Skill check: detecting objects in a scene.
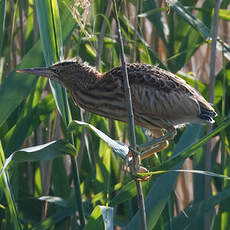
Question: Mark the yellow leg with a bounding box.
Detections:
[138,128,176,152]
[138,128,175,160]
[129,128,176,181]
[140,140,169,160]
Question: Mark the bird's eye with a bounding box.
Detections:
[53,68,60,75]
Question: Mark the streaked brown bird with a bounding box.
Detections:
[17,59,217,159]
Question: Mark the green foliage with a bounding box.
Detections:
[0,0,229,229]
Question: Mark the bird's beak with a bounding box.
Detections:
[17,67,54,78]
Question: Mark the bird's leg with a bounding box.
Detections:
[140,140,169,160]
[138,128,177,160]
[127,129,175,181]
[127,129,176,181]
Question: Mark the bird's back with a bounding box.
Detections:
[71,63,216,132]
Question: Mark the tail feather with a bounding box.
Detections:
[198,107,217,123]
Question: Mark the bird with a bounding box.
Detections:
[17,59,217,160]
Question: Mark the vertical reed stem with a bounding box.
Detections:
[112,1,147,229]
[205,1,221,229]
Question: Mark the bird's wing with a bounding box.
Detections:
[126,66,201,128]
[126,64,186,88]
[102,64,213,130]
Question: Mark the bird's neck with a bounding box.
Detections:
[62,62,101,90]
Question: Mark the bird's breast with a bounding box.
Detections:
[70,81,129,122]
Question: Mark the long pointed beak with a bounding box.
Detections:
[17,67,53,78]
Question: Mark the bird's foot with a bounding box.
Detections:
[134,166,151,181]
[128,147,152,181]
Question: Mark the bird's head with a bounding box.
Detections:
[17,59,99,88]
[17,60,77,82]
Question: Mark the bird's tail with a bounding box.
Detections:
[198,107,217,124]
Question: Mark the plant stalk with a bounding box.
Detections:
[95,0,112,69]
[205,0,221,229]
[131,0,139,63]
[112,0,147,229]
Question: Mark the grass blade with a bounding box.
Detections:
[0,142,22,230]
[35,0,70,125]
[69,120,129,160]
[0,0,6,54]
[35,1,85,228]
[170,1,230,60]
[0,3,75,128]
